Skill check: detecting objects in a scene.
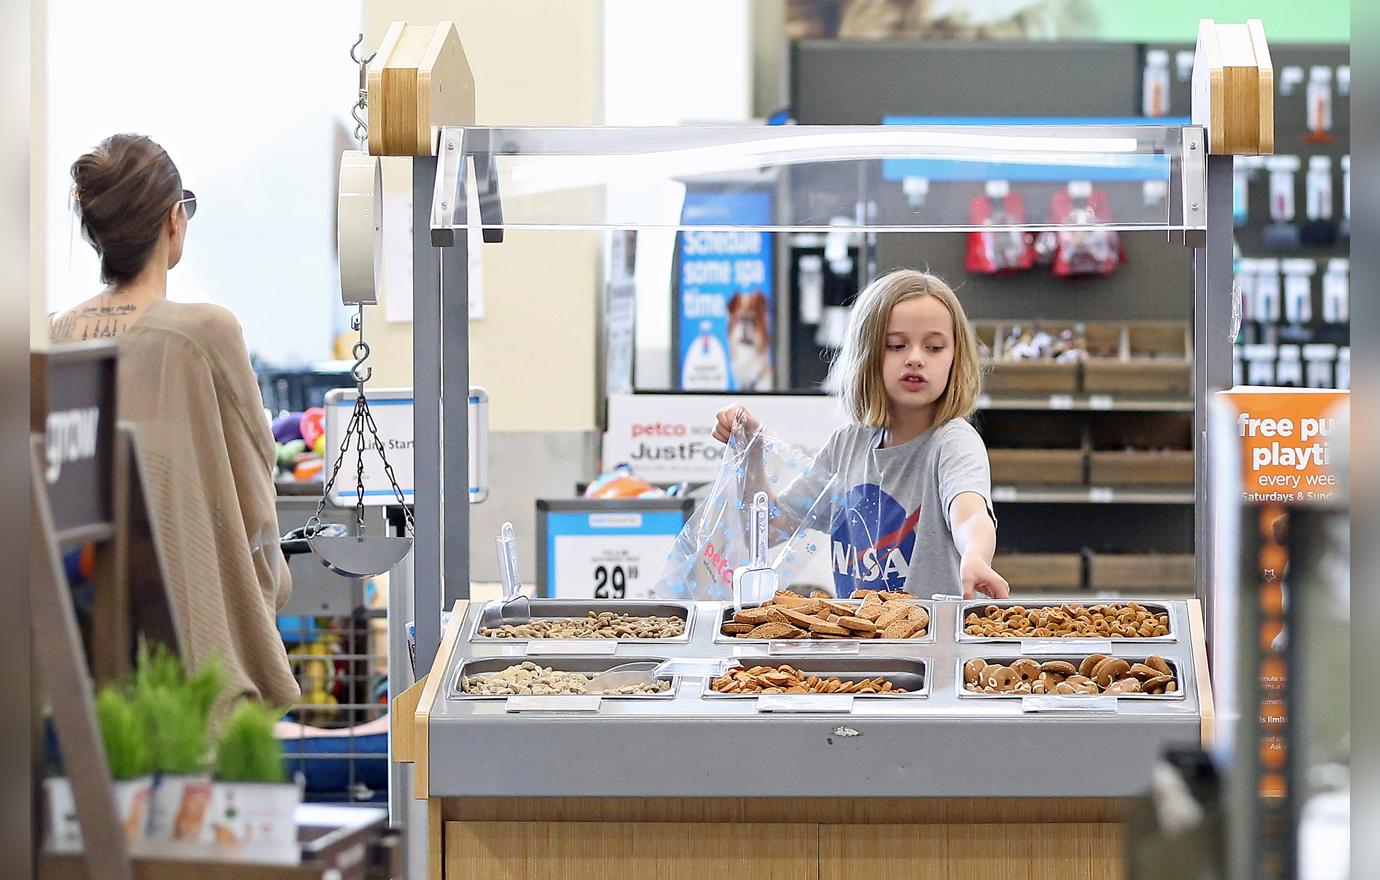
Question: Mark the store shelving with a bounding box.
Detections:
[991,485,1194,505]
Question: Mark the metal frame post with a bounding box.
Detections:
[411,156,443,675]
[411,144,474,676]
[1194,153,1236,640]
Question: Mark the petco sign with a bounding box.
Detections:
[603,393,845,484]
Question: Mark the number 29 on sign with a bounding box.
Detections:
[594,564,636,598]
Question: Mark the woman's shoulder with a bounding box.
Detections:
[141,299,242,336]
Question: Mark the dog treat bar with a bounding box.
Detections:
[722,589,929,640]
[963,602,1170,639]
[711,664,908,695]
[460,661,671,696]
[479,610,685,640]
[963,655,1178,696]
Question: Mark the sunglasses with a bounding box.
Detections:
[175,189,197,220]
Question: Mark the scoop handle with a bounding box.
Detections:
[496,521,521,599]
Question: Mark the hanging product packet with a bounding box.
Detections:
[652,420,891,601]
[1049,188,1123,277]
[965,190,1035,275]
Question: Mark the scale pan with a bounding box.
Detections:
[308,535,413,578]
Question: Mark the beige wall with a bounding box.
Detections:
[362,1,605,432]
[28,0,46,350]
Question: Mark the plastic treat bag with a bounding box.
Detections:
[1049,188,1123,277]
[651,420,889,601]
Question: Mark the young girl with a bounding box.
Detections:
[712,269,1008,600]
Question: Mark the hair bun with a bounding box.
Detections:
[70,134,182,285]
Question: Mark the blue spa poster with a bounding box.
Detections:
[675,189,775,391]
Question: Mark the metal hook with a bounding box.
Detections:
[349,34,377,148]
[350,303,372,383]
[352,341,373,384]
[349,34,376,67]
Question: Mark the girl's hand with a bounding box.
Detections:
[712,404,760,444]
[960,553,1010,600]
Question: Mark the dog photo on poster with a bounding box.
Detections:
[675,189,775,391]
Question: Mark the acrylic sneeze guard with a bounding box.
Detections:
[429,123,1206,237]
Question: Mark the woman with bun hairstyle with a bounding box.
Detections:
[52,134,299,708]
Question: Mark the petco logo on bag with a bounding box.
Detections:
[830,484,920,596]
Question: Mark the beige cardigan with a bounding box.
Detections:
[114,299,300,707]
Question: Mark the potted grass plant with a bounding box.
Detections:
[45,686,154,848]
[204,700,300,853]
[135,643,224,841]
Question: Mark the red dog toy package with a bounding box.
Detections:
[1047,187,1124,277]
[965,189,1035,275]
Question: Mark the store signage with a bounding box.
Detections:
[1218,387,1348,505]
[324,388,416,505]
[536,499,694,599]
[674,189,775,391]
[323,387,487,506]
[34,344,117,538]
[603,393,844,484]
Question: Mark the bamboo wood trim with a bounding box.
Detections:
[414,600,467,799]
[366,21,473,157]
[390,675,428,764]
[428,799,443,880]
[442,795,1127,825]
[1193,19,1274,156]
[1188,598,1215,748]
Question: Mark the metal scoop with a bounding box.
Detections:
[586,658,741,692]
[494,522,530,625]
[732,491,778,612]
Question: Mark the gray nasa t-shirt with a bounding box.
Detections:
[778,419,994,598]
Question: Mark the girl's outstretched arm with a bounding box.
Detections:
[951,492,1009,599]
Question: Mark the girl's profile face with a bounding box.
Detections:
[880,295,955,422]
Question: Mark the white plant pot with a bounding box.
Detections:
[146,773,214,841]
[44,776,153,848]
[203,781,301,854]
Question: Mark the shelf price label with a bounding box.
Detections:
[1021,695,1118,715]
[992,486,1018,502]
[1089,395,1114,410]
[504,695,603,713]
[527,640,619,656]
[1088,487,1115,503]
[769,640,860,655]
[1021,639,1113,655]
[756,694,855,713]
[1048,394,1075,410]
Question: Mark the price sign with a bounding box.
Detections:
[537,499,694,598]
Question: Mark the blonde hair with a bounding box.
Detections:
[830,269,981,429]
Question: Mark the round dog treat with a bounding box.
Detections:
[1104,678,1143,695]
[1040,660,1078,677]
[1011,658,1042,682]
[1142,673,1176,693]
[983,665,1020,691]
[1093,658,1131,688]
[1145,655,1173,676]
[1128,662,1162,681]
[963,658,988,686]
[1054,682,1077,695]
[1079,654,1109,678]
